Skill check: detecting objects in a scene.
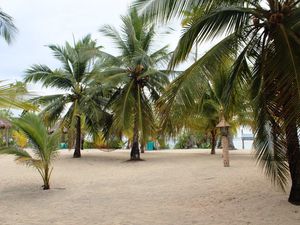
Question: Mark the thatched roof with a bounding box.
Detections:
[216,117,230,128]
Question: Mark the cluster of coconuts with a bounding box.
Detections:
[127,64,149,86]
[252,0,294,28]
[134,64,145,74]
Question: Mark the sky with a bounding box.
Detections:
[0,0,185,94]
[0,0,224,96]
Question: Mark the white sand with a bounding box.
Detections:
[0,149,299,225]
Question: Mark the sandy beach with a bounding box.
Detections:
[0,149,299,225]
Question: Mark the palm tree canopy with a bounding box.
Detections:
[159,55,251,138]
[0,113,60,189]
[0,113,60,166]
[0,8,17,43]
[24,35,110,136]
[136,0,300,190]
[99,8,171,141]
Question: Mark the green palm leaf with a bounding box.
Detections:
[0,8,17,43]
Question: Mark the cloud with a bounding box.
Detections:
[0,0,133,81]
[0,0,185,95]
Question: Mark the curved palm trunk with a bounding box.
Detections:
[73,116,81,158]
[43,165,50,190]
[285,120,300,205]
[210,129,216,155]
[126,139,131,149]
[130,113,140,160]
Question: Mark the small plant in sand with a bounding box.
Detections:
[0,113,60,190]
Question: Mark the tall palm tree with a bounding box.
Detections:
[135,0,300,204]
[24,35,110,158]
[0,8,17,43]
[0,113,60,190]
[99,9,170,160]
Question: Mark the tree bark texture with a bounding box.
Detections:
[130,113,140,160]
[286,121,300,205]
[73,116,81,158]
[210,129,216,155]
[222,135,230,167]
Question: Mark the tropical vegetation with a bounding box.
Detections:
[24,35,110,158]
[0,1,299,206]
[0,113,60,190]
[159,54,252,154]
[0,81,33,111]
[135,0,300,205]
[0,7,17,44]
[99,8,171,160]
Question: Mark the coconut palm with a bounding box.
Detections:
[0,8,17,43]
[99,8,170,160]
[24,35,110,158]
[159,56,251,154]
[0,113,60,189]
[135,0,300,204]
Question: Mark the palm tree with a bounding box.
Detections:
[0,113,60,190]
[159,55,251,154]
[0,8,17,43]
[99,8,171,160]
[24,35,110,158]
[135,0,300,205]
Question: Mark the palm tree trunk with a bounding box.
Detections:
[285,120,300,205]
[228,131,236,150]
[130,113,140,160]
[81,133,84,150]
[210,129,216,155]
[217,136,222,148]
[141,140,145,153]
[43,166,50,190]
[73,116,81,158]
[5,128,9,147]
[126,139,131,149]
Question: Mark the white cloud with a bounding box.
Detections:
[0,0,133,81]
[0,0,193,93]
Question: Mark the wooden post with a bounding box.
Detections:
[241,128,244,149]
[222,135,230,167]
[216,116,230,167]
[5,128,9,147]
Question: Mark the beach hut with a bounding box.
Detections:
[0,119,12,146]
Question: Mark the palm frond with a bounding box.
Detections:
[0,81,35,110]
[13,113,48,158]
[253,92,290,191]
[0,8,17,43]
[170,6,251,67]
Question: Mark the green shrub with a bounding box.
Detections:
[174,132,211,149]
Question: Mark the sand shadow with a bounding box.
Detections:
[0,183,67,203]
